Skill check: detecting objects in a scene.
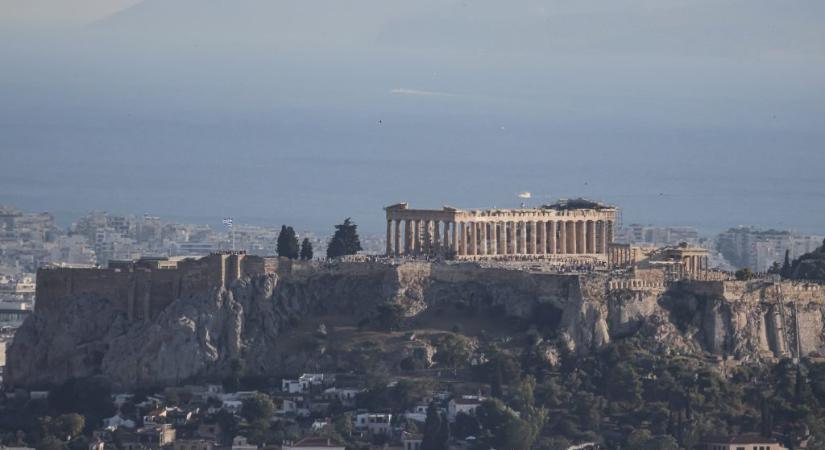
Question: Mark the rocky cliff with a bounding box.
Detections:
[7,261,825,389]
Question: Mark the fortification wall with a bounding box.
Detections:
[35,253,276,322]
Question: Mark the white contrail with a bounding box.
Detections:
[390,88,456,97]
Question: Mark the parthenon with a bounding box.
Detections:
[384,199,618,259]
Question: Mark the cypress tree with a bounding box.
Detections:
[277,225,300,259]
[326,218,362,258]
[421,403,446,450]
[300,238,313,260]
[781,249,792,278]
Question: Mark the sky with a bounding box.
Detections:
[0,0,824,234]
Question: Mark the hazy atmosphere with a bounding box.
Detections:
[2,0,824,233]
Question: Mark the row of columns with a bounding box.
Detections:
[386,219,614,257]
[684,255,709,276]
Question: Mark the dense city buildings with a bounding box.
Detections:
[717,226,824,272]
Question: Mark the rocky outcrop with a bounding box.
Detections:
[8,261,825,389]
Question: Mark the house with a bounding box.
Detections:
[448,396,484,422]
[699,435,789,450]
[29,391,48,400]
[282,437,345,450]
[402,405,430,423]
[402,432,423,450]
[321,387,362,406]
[103,414,136,430]
[222,400,243,415]
[173,439,215,450]
[311,419,331,432]
[355,413,392,435]
[167,408,196,426]
[282,379,306,394]
[275,398,298,415]
[122,424,176,450]
[137,396,165,411]
[231,436,258,450]
[300,373,326,386]
[282,374,327,394]
[143,408,168,426]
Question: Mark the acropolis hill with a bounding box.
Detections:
[6,201,825,389]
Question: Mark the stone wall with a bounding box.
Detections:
[35,253,278,322]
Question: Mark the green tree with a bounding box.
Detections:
[52,414,85,440]
[277,225,300,259]
[326,218,362,258]
[434,335,472,369]
[781,249,792,278]
[421,403,447,450]
[374,302,405,331]
[223,358,246,392]
[476,398,542,450]
[606,362,642,406]
[452,412,480,439]
[735,267,756,281]
[333,412,354,438]
[241,393,275,423]
[300,238,313,260]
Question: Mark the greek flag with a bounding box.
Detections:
[222,217,233,228]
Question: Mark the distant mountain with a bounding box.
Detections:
[81,0,825,57]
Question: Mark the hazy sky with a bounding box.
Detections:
[0,0,139,25]
[1,1,823,234]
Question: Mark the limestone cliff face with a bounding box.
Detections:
[7,262,825,389]
[659,280,825,360]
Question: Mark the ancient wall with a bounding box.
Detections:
[35,253,277,322]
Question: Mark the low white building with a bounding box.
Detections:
[355,413,392,435]
[231,436,258,450]
[222,400,243,415]
[103,414,136,430]
[322,387,362,406]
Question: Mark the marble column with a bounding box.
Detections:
[519,221,527,254]
[538,220,547,255]
[458,222,466,256]
[467,222,478,256]
[490,222,496,255]
[558,220,566,254]
[507,222,513,254]
[393,220,401,256]
[607,220,614,244]
[404,220,412,254]
[414,220,422,255]
[433,220,441,254]
[502,222,509,254]
[576,221,585,254]
[450,222,458,253]
[587,221,596,254]
[567,221,576,254]
[479,222,487,255]
[422,220,431,255]
[386,220,392,255]
[527,221,536,254]
[599,221,608,254]
[443,221,450,251]
[549,221,557,254]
